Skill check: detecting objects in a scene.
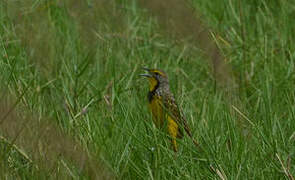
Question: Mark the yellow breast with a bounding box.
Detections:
[148,95,164,128]
[148,94,182,140]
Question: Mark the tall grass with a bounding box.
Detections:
[0,0,294,179]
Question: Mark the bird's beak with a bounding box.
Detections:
[139,67,152,78]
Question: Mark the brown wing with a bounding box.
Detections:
[162,93,199,147]
[163,94,184,138]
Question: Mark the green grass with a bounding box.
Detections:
[1,0,295,179]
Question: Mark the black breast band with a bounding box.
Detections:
[147,81,159,102]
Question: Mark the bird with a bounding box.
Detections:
[140,67,198,152]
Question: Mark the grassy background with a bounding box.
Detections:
[1,0,295,179]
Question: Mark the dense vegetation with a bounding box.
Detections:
[1,0,294,179]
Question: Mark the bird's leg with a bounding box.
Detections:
[171,138,178,152]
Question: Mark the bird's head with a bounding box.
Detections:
[140,68,169,91]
